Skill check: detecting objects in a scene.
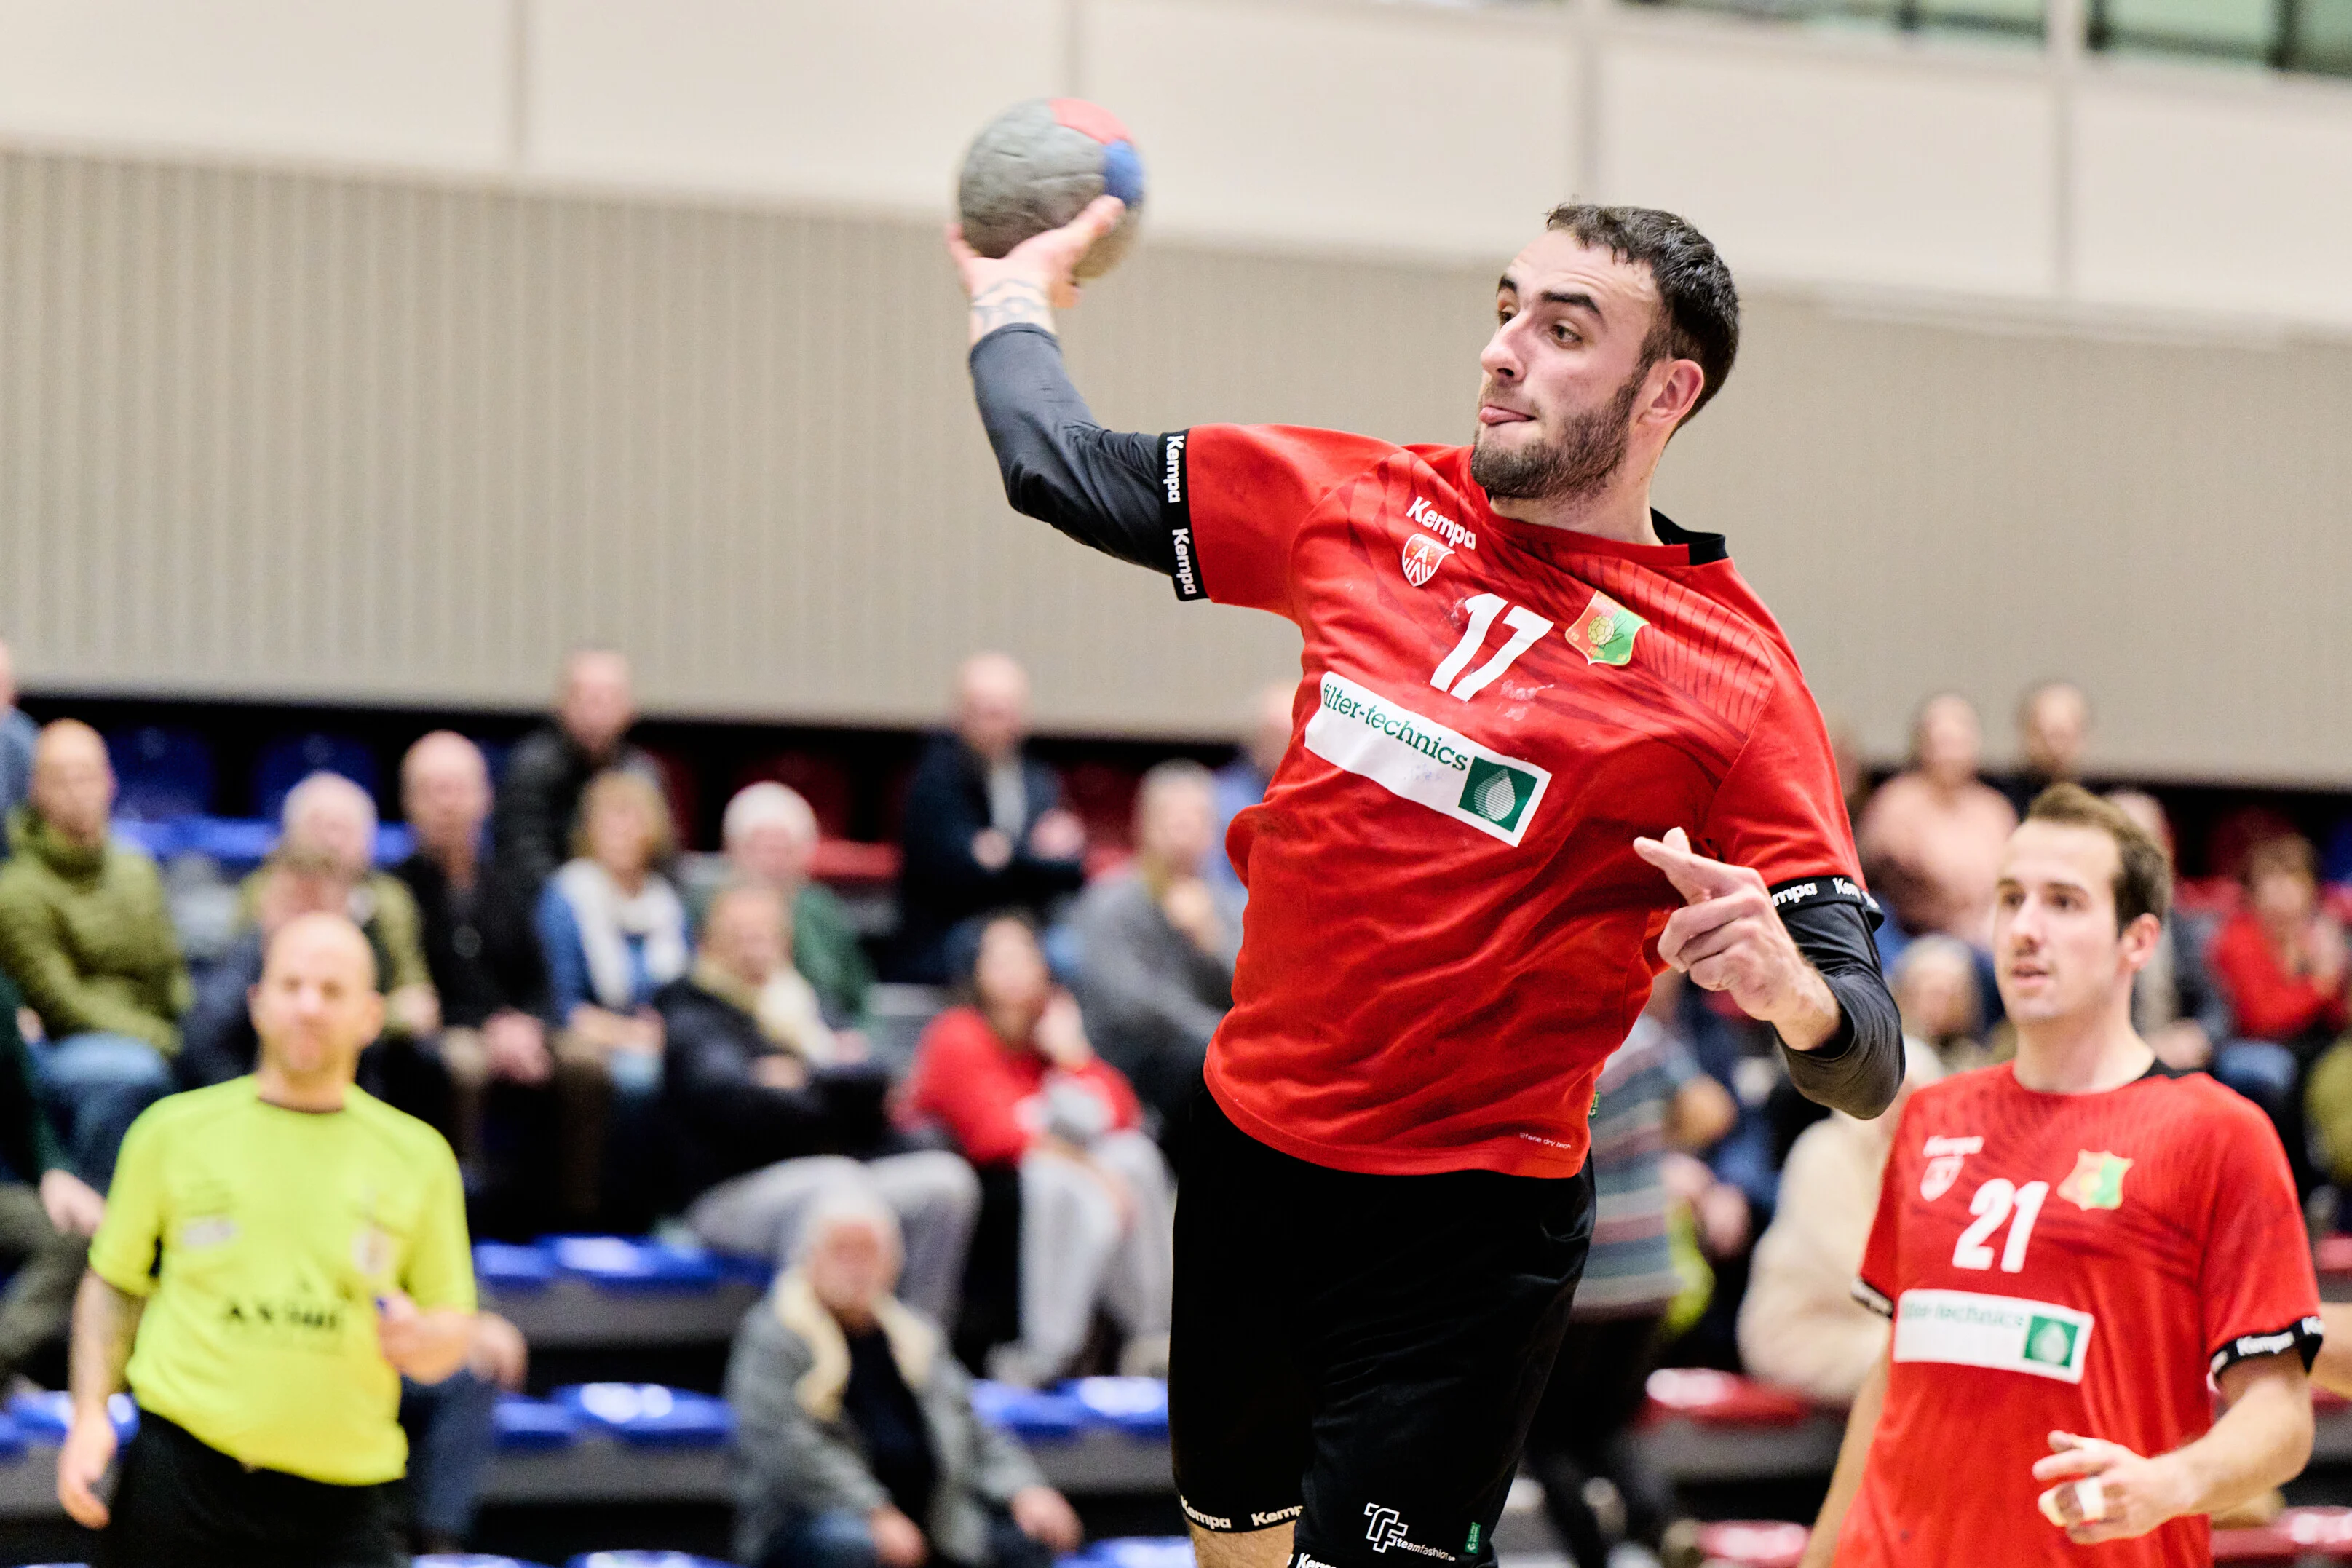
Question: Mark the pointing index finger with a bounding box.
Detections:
[1634,828,1747,906]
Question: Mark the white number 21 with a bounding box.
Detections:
[1952,1179,2048,1273]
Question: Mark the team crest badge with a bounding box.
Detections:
[1401,533,1452,587]
[1565,590,1646,666]
[2057,1149,2134,1211]
[1919,1134,1981,1200]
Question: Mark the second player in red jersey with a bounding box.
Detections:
[1808,787,2319,1567]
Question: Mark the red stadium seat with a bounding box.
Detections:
[2316,1234,2352,1276]
[2216,1508,2352,1564]
[1643,1368,1818,1427]
[808,839,900,885]
[1693,1521,1809,1568]
[1060,760,1141,851]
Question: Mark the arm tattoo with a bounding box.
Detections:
[68,1271,142,1409]
[970,280,1053,338]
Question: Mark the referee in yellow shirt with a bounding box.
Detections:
[57,911,478,1567]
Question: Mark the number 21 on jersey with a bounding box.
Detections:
[1952,1179,2048,1273]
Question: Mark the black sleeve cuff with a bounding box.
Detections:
[2210,1315,2324,1377]
[1853,1278,1894,1319]
[1159,432,1205,602]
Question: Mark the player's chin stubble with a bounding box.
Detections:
[1470,370,1642,506]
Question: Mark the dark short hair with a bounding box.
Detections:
[2024,783,2172,930]
[1545,204,1740,421]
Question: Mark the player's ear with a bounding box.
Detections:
[2116,910,2163,973]
[1644,357,1706,435]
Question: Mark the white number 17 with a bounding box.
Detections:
[1431,593,1553,702]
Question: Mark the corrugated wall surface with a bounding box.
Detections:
[4,147,2351,777]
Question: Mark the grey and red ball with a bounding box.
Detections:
[957,98,1145,280]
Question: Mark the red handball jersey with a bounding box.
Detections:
[1842,1064,2322,1568]
[1164,424,1862,1178]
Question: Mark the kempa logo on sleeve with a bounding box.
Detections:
[1893,1288,2093,1383]
[1304,672,1550,846]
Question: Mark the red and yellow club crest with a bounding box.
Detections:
[2056,1149,2133,1211]
[1401,533,1453,588]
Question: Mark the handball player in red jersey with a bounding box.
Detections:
[948,197,1903,1568]
[1805,785,2319,1568]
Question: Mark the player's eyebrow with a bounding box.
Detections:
[1537,289,1604,321]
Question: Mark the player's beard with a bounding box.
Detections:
[1470,367,1642,506]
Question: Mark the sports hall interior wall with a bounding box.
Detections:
[2,144,2348,783]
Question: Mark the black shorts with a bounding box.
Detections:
[1170,1089,1594,1568]
[97,1409,404,1568]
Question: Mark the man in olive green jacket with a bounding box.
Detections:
[0,721,189,1182]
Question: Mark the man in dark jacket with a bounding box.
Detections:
[661,884,977,1322]
[491,648,661,902]
[892,654,1086,984]
[395,732,554,1166]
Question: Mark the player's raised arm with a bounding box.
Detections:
[947,199,1179,578]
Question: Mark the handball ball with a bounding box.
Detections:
[957,98,1145,281]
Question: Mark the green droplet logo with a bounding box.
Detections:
[1478,772,1517,821]
[1459,757,1538,832]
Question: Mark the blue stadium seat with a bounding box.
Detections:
[110,818,188,860]
[970,1381,1088,1444]
[474,1240,558,1292]
[0,1412,27,1460]
[713,1251,776,1286]
[565,1555,741,1568]
[492,1395,581,1452]
[9,1391,137,1444]
[1066,1377,1169,1438]
[419,1558,556,1568]
[548,1235,723,1291]
[253,732,380,824]
[557,1384,734,1448]
[181,816,279,870]
[107,726,215,822]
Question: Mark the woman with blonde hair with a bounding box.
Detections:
[534,767,688,1218]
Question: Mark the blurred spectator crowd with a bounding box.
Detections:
[0,633,2348,1567]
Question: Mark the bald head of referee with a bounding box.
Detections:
[247,911,384,1104]
[59,910,478,1568]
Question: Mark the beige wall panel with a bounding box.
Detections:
[1601,36,2055,297]
[526,0,1063,210]
[1082,0,1576,260]
[0,0,510,169]
[3,149,2350,780]
[2073,72,2352,326]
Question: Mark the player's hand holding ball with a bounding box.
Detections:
[947,98,1144,336]
[2032,1430,2195,1544]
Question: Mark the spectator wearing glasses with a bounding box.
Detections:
[726,1189,1082,1568]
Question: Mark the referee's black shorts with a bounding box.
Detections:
[96,1409,404,1568]
[1170,1088,1593,1568]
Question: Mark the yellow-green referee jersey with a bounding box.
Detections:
[87,1078,475,1486]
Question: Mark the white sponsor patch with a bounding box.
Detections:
[1304,673,1551,847]
[1893,1289,2093,1383]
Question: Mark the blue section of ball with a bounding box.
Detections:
[1100,140,1146,206]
